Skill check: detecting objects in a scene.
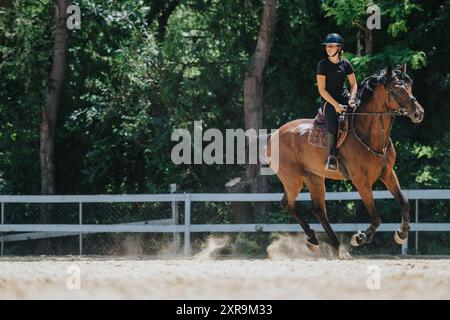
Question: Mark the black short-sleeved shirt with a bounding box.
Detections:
[316,58,354,104]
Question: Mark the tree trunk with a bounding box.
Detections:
[356,30,362,57]
[157,0,179,41]
[39,0,69,253]
[0,0,12,8]
[243,0,277,221]
[41,0,69,197]
[0,0,12,53]
[225,178,253,223]
[365,28,373,55]
[146,0,180,41]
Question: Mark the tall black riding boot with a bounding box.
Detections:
[325,132,338,171]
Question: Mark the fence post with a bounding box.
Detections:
[79,202,83,256]
[402,200,409,256]
[184,193,191,256]
[401,200,410,255]
[171,184,180,255]
[1,202,4,256]
[415,199,419,255]
[401,238,408,255]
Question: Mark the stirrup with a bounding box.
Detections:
[325,156,338,171]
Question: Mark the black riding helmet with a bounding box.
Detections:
[322,33,344,57]
[322,33,344,46]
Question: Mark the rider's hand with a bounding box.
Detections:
[335,104,345,113]
[349,97,356,108]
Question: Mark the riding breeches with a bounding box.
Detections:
[323,102,339,135]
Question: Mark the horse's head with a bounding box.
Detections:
[384,64,424,123]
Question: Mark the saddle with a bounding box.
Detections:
[308,106,349,150]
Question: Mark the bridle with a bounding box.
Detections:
[386,76,417,116]
[345,74,417,159]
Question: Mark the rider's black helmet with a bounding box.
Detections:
[322,33,344,47]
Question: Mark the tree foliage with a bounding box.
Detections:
[0,0,448,199]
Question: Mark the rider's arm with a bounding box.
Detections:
[316,75,344,112]
[347,72,358,101]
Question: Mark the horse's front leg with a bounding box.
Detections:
[380,169,410,244]
[351,181,381,247]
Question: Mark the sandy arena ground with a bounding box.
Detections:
[0,234,448,299]
[0,255,449,299]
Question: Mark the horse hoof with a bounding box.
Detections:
[394,228,407,245]
[350,231,367,247]
[350,234,359,247]
[306,239,319,252]
[338,246,353,260]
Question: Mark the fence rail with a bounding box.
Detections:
[0,189,449,256]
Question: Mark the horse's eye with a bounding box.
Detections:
[395,82,407,89]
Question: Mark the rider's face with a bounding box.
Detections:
[325,44,340,57]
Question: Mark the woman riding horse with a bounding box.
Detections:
[316,33,358,171]
[267,59,424,258]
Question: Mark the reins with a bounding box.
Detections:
[342,75,413,159]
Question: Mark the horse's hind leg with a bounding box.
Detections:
[380,169,410,245]
[280,172,319,250]
[303,172,341,252]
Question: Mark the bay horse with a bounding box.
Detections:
[266,64,424,259]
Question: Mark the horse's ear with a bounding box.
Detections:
[401,63,407,73]
[386,65,392,79]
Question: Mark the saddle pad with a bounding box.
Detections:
[308,108,327,149]
[308,124,327,149]
[307,107,348,149]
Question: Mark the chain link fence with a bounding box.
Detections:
[1,201,178,256]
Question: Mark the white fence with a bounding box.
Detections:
[0,189,449,256]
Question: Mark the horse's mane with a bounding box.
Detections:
[356,69,389,104]
[356,67,412,105]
